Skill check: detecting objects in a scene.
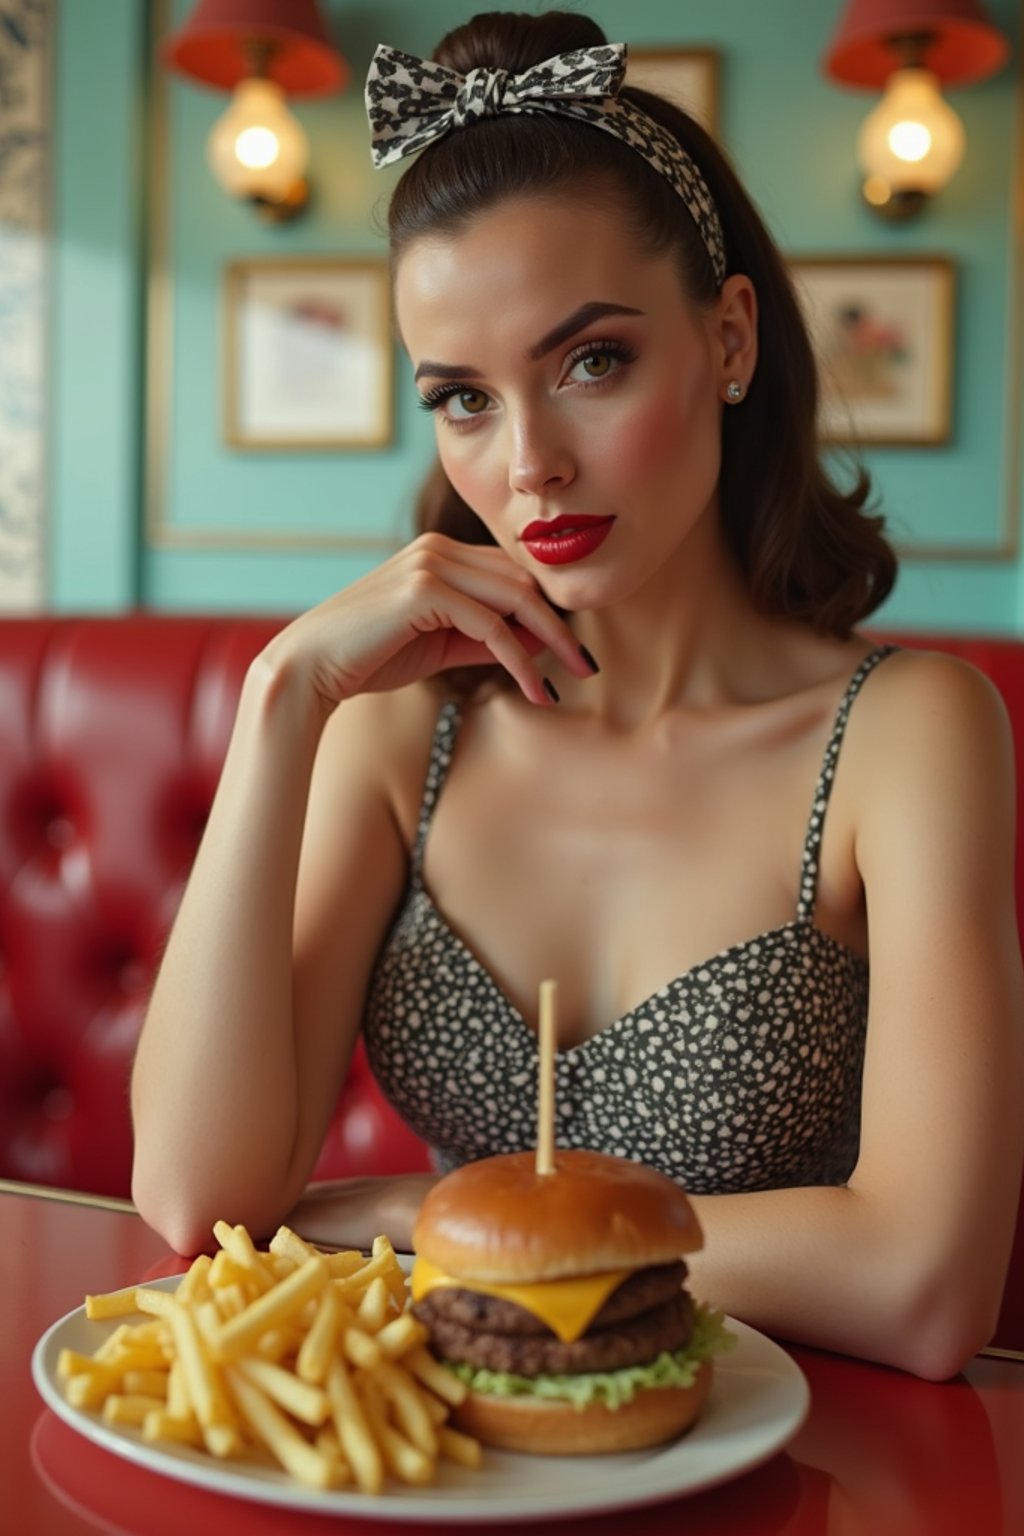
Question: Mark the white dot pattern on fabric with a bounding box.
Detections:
[363,647,897,1191]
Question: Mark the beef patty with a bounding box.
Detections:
[413,1264,693,1376]
[414,1260,687,1336]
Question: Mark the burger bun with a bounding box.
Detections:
[451,1361,713,1456]
[414,1148,703,1284]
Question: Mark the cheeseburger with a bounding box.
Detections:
[410,1148,732,1455]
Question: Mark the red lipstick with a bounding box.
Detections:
[520,515,615,566]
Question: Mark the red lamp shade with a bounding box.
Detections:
[823,0,1010,88]
[163,0,347,96]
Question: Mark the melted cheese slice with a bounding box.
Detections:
[411,1257,631,1343]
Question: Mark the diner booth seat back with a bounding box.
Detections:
[0,618,1021,1352]
[0,617,432,1201]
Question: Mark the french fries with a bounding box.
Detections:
[58,1223,479,1494]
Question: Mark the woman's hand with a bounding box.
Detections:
[262,533,594,713]
[286,1173,441,1253]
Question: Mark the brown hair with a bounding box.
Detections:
[387,11,897,699]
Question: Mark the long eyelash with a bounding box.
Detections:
[417,383,470,413]
[566,338,638,369]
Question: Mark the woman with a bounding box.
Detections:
[131,12,1023,1380]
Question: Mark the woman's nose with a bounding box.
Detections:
[507,413,576,495]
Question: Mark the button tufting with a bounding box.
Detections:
[118,959,148,995]
[44,817,75,850]
[42,1086,73,1122]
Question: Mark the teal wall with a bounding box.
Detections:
[49,0,1024,631]
[51,0,146,609]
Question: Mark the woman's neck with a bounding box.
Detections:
[563,513,781,727]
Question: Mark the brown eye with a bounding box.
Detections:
[580,353,612,379]
[457,390,488,414]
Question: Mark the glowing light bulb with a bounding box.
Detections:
[206,78,308,202]
[888,120,932,163]
[857,68,964,197]
[235,125,280,171]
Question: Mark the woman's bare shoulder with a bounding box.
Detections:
[856,643,1011,740]
[315,681,455,832]
[845,641,1015,812]
[335,677,446,742]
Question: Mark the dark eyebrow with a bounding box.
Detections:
[527,301,645,361]
[413,300,645,383]
[413,358,483,383]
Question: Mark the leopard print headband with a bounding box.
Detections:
[365,42,727,288]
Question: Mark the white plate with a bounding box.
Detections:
[32,1272,809,1525]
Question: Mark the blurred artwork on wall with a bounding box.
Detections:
[0,0,48,612]
[222,258,393,452]
[625,48,719,136]
[789,256,955,449]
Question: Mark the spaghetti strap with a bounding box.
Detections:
[409,701,462,886]
[797,645,899,923]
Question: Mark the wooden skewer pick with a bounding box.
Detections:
[536,978,557,1176]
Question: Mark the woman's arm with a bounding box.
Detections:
[283,1173,442,1253]
[131,536,593,1255]
[129,669,411,1255]
[684,652,1024,1379]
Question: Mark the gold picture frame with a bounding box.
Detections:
[789,255,956,448]
[625,47,720,135]
[222,257,393,451]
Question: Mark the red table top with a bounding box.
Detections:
[4,1181,1022,1536]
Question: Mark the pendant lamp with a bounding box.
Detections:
[163,0,348,221]
[822,0,1010,219]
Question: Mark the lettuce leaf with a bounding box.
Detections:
[445,1303,737,1411]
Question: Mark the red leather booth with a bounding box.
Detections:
[0,616,431,1197]
[1,616,1021,1349]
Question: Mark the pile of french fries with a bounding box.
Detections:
[56,1222,482,1494]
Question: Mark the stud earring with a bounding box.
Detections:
[725,380,745,403]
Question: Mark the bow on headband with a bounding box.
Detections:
[364,41,727,287]
[366,43,627,166]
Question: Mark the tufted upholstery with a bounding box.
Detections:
[0,616,432,1198]
[0,618,1021,1348]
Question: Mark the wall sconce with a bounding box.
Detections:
[822,0,1010,219]
[163,0,347,222]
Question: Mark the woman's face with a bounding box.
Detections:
[394,193,752,611]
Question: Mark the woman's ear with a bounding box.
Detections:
[712,274,758,401]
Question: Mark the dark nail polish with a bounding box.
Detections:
[543,677,561,704]
[578,643,600,674]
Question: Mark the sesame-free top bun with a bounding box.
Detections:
[413,1148,704,1283]
[452,1361,714,1456]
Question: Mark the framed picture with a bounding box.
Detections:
[789,256,955,447]
[625,48,719,134]
[223,258,393,450]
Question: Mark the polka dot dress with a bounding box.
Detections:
[363,647,897,1192]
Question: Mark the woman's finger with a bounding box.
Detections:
[403,574,556,705]
[404,539,593,680]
